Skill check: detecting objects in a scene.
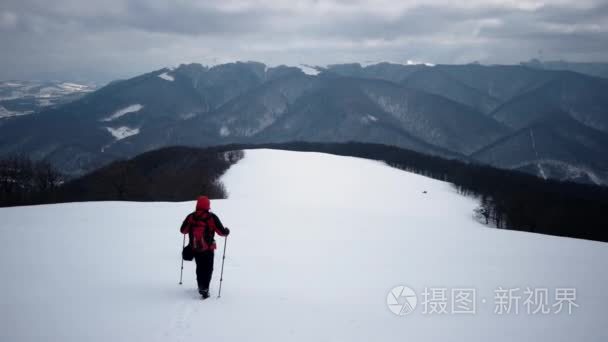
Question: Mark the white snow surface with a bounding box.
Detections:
[0,149,607,341]
[0,105,31,118]
[362,114,379,123]
[298,64,320,75]
[406,59,436,66]
[158,72,175,82]
[0,80,95,117]
[106,126,140,140]
[60,82,93,92]
[102,104,143,122]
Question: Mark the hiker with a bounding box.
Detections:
[180,196,230,298]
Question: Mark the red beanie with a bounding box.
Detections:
[196,196,210,211]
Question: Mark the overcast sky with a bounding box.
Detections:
[1,0,607,82]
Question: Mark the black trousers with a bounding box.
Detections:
[194,251,214,290]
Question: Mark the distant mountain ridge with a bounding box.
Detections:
[521,59,608,79]
[0,61,606,185]
[0,80,96,118]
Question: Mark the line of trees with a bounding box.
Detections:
[3,141,607,243]
[56,147,244,202]
[0,148,244,207]
[0,155,63,207]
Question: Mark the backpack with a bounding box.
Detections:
[187,211,214,252]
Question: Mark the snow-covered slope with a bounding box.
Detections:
[101,104,143,122]
[0,149,606,341]
[0,80,95,117]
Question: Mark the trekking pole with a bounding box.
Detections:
[179,234,186,285]
[217,235,228,298]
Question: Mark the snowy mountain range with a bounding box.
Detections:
[0,149,606,341]
[0,80,96,118]
[0,62,606,184]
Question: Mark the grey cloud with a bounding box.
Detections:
[2,0,272,36]
[0,0,607,82]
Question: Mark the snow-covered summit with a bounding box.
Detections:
[297,64,321,76]
[0,149,605,341]
[158,72,175,82]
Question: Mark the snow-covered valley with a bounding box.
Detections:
[0,81,95,118]
[0,149,606,341]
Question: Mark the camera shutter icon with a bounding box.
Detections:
[387,286,417,316]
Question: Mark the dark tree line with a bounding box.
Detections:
[0,148,243,206]
[4,141,607,243]
[215,141,608,243]
[0,155,63,206]
[56,147,244,202]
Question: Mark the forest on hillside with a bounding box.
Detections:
[2,142,606,243]
[0,148,243,206]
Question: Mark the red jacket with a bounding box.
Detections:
[180,210,228,251]
[180,197,228,251]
